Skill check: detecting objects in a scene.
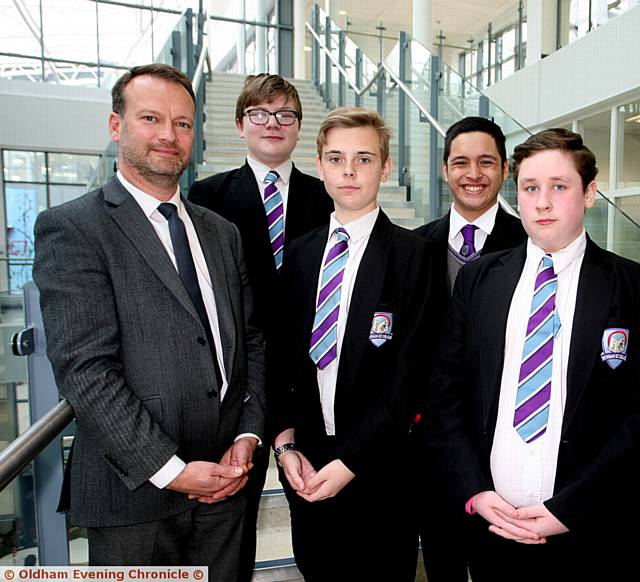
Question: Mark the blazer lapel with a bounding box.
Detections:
[232,162,266,216]
[104,178,200,324]
[478,243,526,431]
[338,211,391,391]
[285,165,308,237]
[187,201,237,377]
[429,212,451,251]
[483,207,510,254]
[563,239,612,434]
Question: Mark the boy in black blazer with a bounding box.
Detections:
[188,75,332,581]
[426,129,640,581]
[272,108,438,581]
[414,116,526,582]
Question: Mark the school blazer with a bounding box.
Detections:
[274,210,439,477]
[426,237,640,534]
[189,162,333,337]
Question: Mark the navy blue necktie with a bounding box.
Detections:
[157,202,222,389]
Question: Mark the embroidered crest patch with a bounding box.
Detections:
[369,312,393,347]
[600,328,629,369]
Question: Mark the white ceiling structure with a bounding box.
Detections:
[307,0,520,48]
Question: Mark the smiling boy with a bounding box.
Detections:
[271,107,438,581]
[426,128,640,581]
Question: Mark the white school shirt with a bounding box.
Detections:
[316,207,380,435]
[448,201,499,253]
[490,232,586,507]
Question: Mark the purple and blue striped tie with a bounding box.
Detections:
[264,170,285,270]
[513,255,560,443]
[309,227,350,369]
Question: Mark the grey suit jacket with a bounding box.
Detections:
[33,177,266,527]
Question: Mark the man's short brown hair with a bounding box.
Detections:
[512,128,598,190]
[111,64,196,114]
[235,74,303,124]
[316,107,391,163]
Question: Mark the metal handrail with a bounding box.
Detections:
[0,400,74,492]
[192,14,211,93]
[307,20,519,217]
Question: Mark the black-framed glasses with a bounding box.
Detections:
[244,108,299,126]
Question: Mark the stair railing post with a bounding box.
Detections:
[312,4,320,88]
[355,47,362,108]
[398,30,408,192]
[429,54,442,220]
[324,15,332,109]
[338,30,346,107]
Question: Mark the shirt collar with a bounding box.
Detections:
[329,207,379,244]
[247,156,293,185]
[449,202,499,241]
[526,230,587,275]
[117,170,182,219]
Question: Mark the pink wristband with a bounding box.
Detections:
[465,496,477,515]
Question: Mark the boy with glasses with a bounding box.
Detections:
[189,74,331,582]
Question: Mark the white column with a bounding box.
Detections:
[256,0,267,73]
[294,0,306,79]
[236,0,246,74]
[526,0,557,67]
[413,0,433,52]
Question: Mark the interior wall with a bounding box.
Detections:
[0,79,111,153]
[482,6,640,129]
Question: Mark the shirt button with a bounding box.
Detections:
[197,337,206,345]
[207,389,217,399]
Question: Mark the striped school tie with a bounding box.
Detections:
[309,227,350,369]
[513,255,560,443]
[264,170,285,270]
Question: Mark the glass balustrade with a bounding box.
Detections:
[307,6,640,260]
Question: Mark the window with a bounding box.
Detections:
[1,150,99,291]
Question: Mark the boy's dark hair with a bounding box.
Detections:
[443,116,507,166]
[511,128,598,190]
[235,74,303,124]
[112,64,195,114]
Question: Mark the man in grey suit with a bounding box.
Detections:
[33,64,265,579]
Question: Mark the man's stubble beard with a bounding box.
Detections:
[119,136,191,189]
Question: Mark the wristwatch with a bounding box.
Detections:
[274,442,296,465]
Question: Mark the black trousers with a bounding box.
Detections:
[412,435,470,582]
[281,436,418,582]
[467,516,635,582]
[87,495,245,582]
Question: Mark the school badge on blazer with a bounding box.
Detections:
[600,328,629,369]
[370,312,393,347]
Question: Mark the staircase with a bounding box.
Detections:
[197,73,422,229]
